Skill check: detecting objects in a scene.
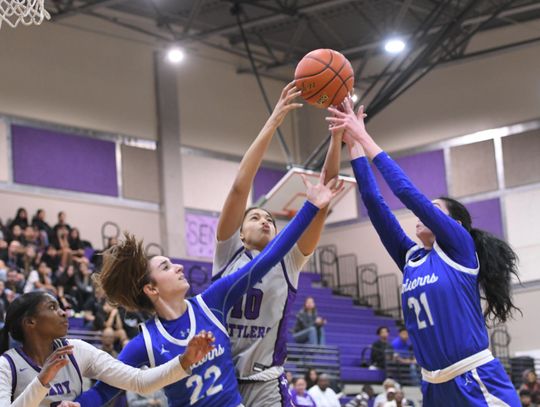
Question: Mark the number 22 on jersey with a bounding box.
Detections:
[186,365,224,405]
[407,292,435,329]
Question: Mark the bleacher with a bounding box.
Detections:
[286,272,399,384]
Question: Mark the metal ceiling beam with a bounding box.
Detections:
[175,0,359,45]
[51,0,128,21]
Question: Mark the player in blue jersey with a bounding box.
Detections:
[74,171,342,407]
[0,291,215,407]
[213,82,343,406]
[327,98,520,407]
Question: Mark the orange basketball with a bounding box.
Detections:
[294,49,354,109]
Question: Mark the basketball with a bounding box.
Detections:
[294,48,354,109]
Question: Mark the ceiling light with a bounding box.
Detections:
[384,38,406,54]
[167,47,184,64]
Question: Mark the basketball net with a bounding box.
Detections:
[0,0,50,29]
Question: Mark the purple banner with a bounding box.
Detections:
[465,198,504,239]
[253,166,287,202]
[171,258,213,296]
[185,211,219,259]
[11,125,118,196]
[366,149,448,212]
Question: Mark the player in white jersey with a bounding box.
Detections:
[0,291,215,407]
[213,81,344,406]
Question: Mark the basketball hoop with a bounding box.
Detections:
[0,0,50,29]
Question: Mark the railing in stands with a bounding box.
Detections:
[101,221,120,249]
[145,242,164,256]
[309,245,403,321]
[285,343,341,382]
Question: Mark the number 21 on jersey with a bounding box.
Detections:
[407,292,435,329]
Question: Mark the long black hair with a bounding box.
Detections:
[0,291,49,353]
[438,197,520,323]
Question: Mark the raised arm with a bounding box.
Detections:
[296,120,343,256]
[204,173,342,323]
[327,101,475,266]
[216,82,302,242]
[345,136,416,270]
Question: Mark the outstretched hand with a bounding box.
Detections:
[270,81,303,126]
[302,170,345,209]
[180,330,215,370]
[326,97,368,145]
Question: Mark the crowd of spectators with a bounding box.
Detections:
[0,207,142,356]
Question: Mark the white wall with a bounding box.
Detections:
[506,288,540,355]
[0,17,156,141]
[0,189,160,250]
[504,188,540,283]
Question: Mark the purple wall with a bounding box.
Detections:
[369,149,448,212]
[253,166,287,202]
[465,198,504,239]
[171,258,212,296]
[11,125,118,196]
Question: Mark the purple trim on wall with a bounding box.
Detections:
[253,167,287,203]
[371,149,448,211]
[11,125,118,196]
[465,198,504,239]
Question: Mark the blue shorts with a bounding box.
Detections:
[421,359,520,406]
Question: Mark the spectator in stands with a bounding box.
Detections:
[23,262,56,294]
[520,389,536,407]
[374,378,400,407]
[101,327,118,357]
[291,377,317,406]
[32,208,53,244]
[392,327,419,385]
[385,389,412,407]
[69,227,88,264]
[74,262,94,308]
[308,373,341,407]
[41,245,60,272]
[345,384,375,407]
[22,225,39,248]
[9,207,29,230]
[294,296,327,345]
[305,367,319,389]
[392,327,414,361]
[5,241,24,267]
[51,225,72,269]
[57,264,79,310]
[82,284,106,329]
[521,369,540,404]
[8,224,23,244]
[118,307,147,340]
[6,269,25,294]
[53,210,72,235]
[370,326,393,369]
